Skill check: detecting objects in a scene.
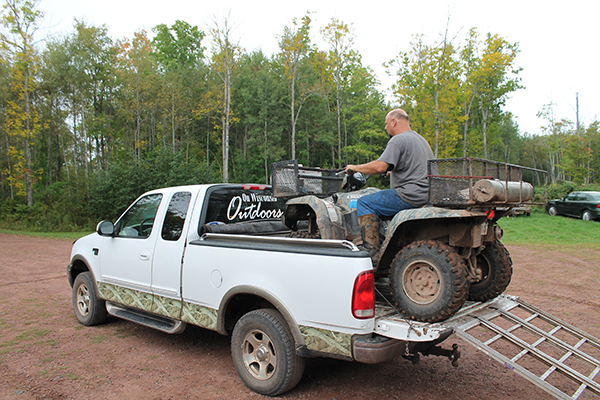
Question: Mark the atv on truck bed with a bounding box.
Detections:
[273,157,548,323]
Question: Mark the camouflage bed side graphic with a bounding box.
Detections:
[299,325,352,357]
[97,282,154,312]
[181,302,218,331]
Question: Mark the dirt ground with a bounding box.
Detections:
[0,232,599,400]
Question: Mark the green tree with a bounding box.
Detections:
[391,33,462,158]
[321,18,356,167]
[276,14,313,161]
[476,33,522,158]
[152,20,207,156]
[152,20,204,70]
[1,0,43,206]
[231,50,286,182]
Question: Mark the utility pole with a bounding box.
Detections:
[576,92,580,133]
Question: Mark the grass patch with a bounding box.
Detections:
[115,328,136,339]
[65,372,80,380]
[0,340,20,352]
[35,339,58,347]
[0,228,92,240]
[499,209,600,246]
[15,328,50,341]
[91,335,111,344]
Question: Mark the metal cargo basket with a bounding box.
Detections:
[271,160,343,198]
[428,157,547,207]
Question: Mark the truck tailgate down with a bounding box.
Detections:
[376,294,600,400]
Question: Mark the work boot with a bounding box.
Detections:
[358,213,380,253]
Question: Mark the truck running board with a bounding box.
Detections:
[445,294,600,400]
[106,302,187,334]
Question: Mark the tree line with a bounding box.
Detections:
[0,0,598,230]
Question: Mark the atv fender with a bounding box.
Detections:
[376,207,493,275]
[283,195,349,239]
[283,188,380,240]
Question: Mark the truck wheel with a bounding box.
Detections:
[389,240,468,323]
[468,241,513,301]
[231,308,304,396]
[72,272,108,326]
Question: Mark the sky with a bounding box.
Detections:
[38,0,600,135]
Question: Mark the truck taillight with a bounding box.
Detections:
[242,184,267,190]
[352,270,375,319]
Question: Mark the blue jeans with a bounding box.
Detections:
[357,189,416,218]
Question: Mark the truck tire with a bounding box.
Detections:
[468,241,513,302]
[389,240,469,323]
[231,308,305,396]
[72,272,108,326]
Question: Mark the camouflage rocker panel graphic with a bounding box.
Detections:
[181,302,218,331]
[97,282,154,312]
[152,295,183,319]
[299,325,352,359]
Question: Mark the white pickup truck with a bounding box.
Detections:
[67,183,600,398]
[67,183,458,395]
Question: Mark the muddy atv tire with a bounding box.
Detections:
[468,241,513,302]
[389,240,469,323]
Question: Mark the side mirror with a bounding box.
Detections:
[97,220,115,236]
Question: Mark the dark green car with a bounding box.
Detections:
[546,191,600,221]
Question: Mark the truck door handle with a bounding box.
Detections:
[139,251,150,261]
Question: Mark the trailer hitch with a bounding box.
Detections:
[405,343,461,367]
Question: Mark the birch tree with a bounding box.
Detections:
[277,14,312,161]
[210,13,240,182]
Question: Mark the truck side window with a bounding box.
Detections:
[162,191,192,241]
[116,194,163,238]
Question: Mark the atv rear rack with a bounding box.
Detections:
[428,157,548,208]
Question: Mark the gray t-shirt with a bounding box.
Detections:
[377,130,434,206]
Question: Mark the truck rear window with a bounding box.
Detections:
[203,186,286,225]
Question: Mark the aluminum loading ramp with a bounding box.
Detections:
[444,294,600,400]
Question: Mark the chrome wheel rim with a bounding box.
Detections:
[76,284,90,316]
[583,212,591,221]
[403,261,441,305]
[241,329,277,380]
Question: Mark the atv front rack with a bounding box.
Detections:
[428,157,548,208]
[271,160,343,198]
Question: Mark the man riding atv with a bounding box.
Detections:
[345,109,434,259]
